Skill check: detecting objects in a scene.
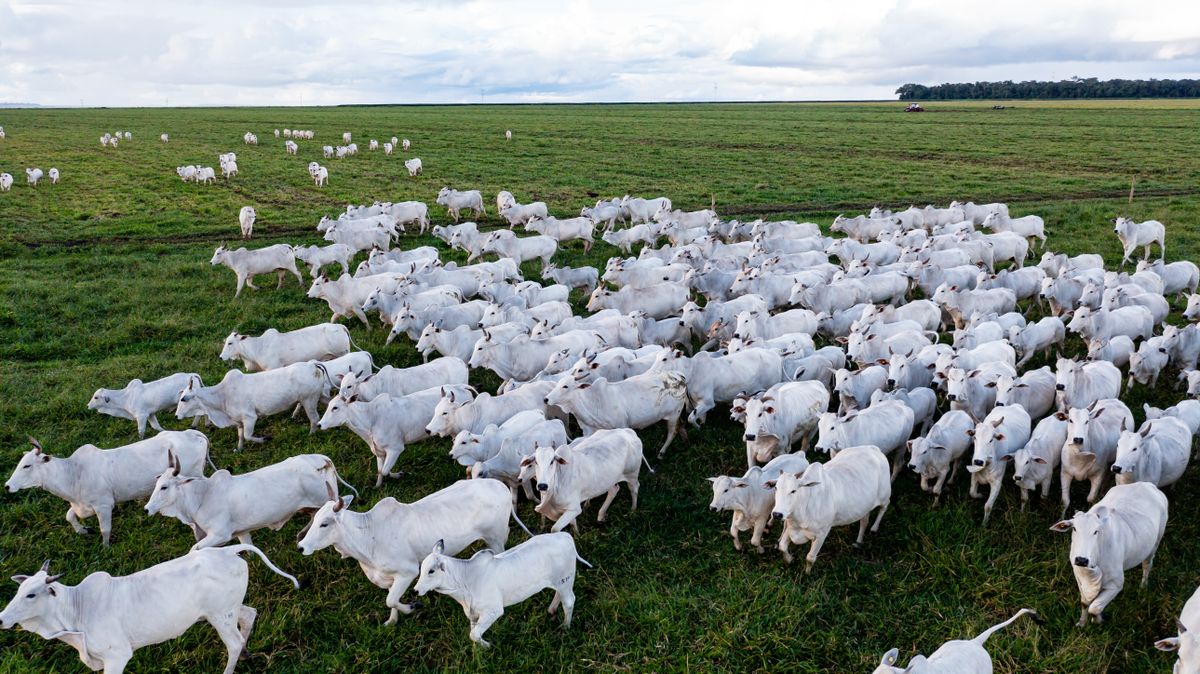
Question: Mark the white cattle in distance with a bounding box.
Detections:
[219,324,351,372]
[88,372,203,438]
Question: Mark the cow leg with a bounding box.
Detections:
[135,414,149,439]
[1087,582,1124,624]
[550,506,582,533]
[102,649,133,674]
[353,307,371,329]
[276,269,286,288]
[855,514,870,547]
[1019,487,1029,513]
[148,413,164,433]
[245,275,259,290]
[1060,472,1074,519]
[192,532,231,550]
[558,584,576,628]
[730,515,744,551]
[208,609,247,674]
[870,500,889,533]
[658,416,680,458]
[776,523,794,563]
[94,505,115,547]
[982,480,1001,526]
[237,606,257,659]
[520,478,536,501]
[1086,472,1106,504]
[969,473,981,499]
[235,274,247,297]
[302,397,320,433]
[381,448,404,481]
[384,572,418,625]
[237,532,253,545]
[595,485,621,522]
[469,608,503,648]
[241,416,267,446]
[889,449,905,481]
[626,477,640,512]
[804,530,830,573]
[66,508,90,535]
[290,266,304,285]
[1142,550,1157,587]
[750,517,769,553]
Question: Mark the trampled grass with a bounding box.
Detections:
[0,100,1199,672]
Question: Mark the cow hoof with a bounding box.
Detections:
[410,601,423,610]
[240,649,252,661]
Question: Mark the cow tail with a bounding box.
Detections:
[314,362,336,390]
[510,504,535,538]
[575,553,595,569]
[197,433,218,472]
[640,453,657,475]
[224,544,301,589]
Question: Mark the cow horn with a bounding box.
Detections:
[39,560,50,573]
[333,496,345,512]
[45,573,63,584]
[326,482,337,503]
[29,437,43,454]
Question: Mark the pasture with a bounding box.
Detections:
[1,99,1199,672]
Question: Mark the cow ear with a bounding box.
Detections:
[1049,520,1073,533]
[554,456,568,465]
[763,480,777,490]
[965,428,975,436]
[880,648,900,667]
[11,575,28,584]
[1032,456,1048,464]
[1155,637,1181,652]
[340,495,354,509]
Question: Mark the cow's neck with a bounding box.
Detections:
[175,478,212,526]
[22,585,82,640]
[37,457,83,502]
[334,510,375,562]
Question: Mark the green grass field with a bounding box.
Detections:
[1,100,1199,673]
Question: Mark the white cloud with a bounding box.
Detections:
[0,0,1198,105]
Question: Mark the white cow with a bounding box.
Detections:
[1050,482,1168,626]
[296,479,522,624]
[436,187,485,222]
[1060,399,1134,518]
[404,157,422,176]
[1154,585,1200,671]
[1010,413,1068,511]
[587,283,689,320]
[966,403,1032,525]
[481,231,558,270]
[545,371,688,458]
[1111,417,1191,488]
[871,609,1042,674]
[651,348,782,426]
[292,243,356,278]
[174,364,331,450]
[219,324,350,372]
[5,431,210,546]
[708,453,810,553]
[741,381,830,465]
[0,547,298,674]
[88,372,203,438]
[521,429,650,532]
[1112,216,1165,266]
[145,453,357,549]
[907,409,974,504]
[814,401,915,479]
[210,244,304,297]
[767,444,891,570]
[414,532,587,648]
[337,358,468,402]
[319,385,473,486]
[238,206,256,239]
[1055,358,1122,411]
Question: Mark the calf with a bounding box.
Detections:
[88,372,203,438]
[5,431,209,546]
[521,430,650,532]
[415,533,588,648]
[0,547,297,674]
[1050,482,1168,626]
[146,453,356,549]
[767,444,891,570]
[907,410,974,505]
[708,453,810,553]
[297,479,521,624]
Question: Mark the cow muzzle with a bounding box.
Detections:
[972,459,985,467]
[771,511,783,520]
[536,483,549,492]
[1073,437,1084,445]
[1073,556,1090,568]
[1055,384,1065,391]
[1110,465,1124,474]
[886,379,896,387]
[744,434,756,442]
[543,397,550,404]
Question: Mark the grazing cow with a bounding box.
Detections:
[210,244,304,297]
[907,410,974,505]
[174,363,331,451]
[320,385,473,486]
[297,479,523,624]
[1112,216,1165,266]
[767,444,891,570]
[5,432,210,546]
[88,372,203,438]
[1060,399,1134,518]
[966,404,1032,525]
[0,548,297,674]
[1050,482,1168,626]
[414,532,588,648]
[219,324,351,372]
[1009,413,1068,511]
[519,429,650,532]
[871,609,1042,674]
[1111,417,1191,488]
[146,453,356,549]
[404,158,422,176]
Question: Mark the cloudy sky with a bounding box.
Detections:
[2,0,1199,106]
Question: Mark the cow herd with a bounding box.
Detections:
[4,131,1200,672]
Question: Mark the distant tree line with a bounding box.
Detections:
[895,77,1200,100]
